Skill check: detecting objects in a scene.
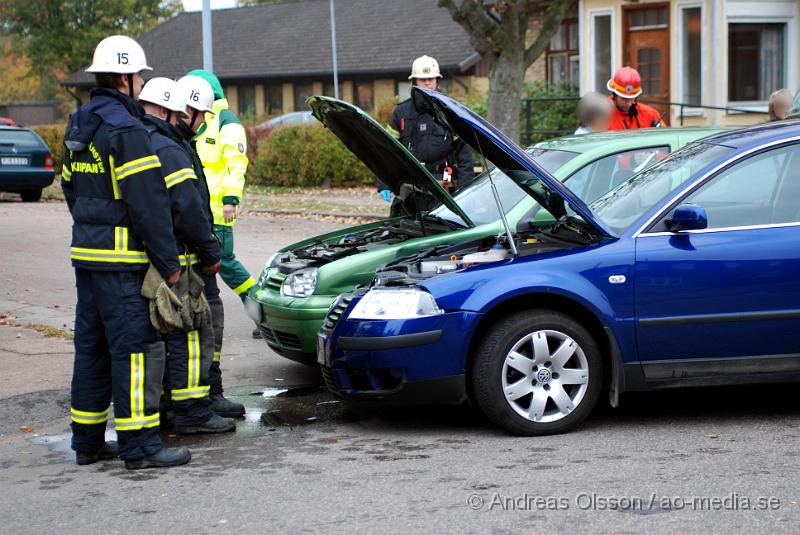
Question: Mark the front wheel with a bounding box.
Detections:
[21,189,42,202]
[472,310,603,436]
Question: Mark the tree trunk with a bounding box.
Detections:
[486,47,526,143]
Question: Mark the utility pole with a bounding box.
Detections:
[329,0,339,98]
[202,0,213,72]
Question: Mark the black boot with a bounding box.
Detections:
[76,441,118,466]
[210,393,246,417]
[176,413,236,435]
[124,446,191,470]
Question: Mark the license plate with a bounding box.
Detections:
[1,157,29,166]
[317,333,328,365]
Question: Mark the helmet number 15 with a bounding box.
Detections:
[117,52,129,65]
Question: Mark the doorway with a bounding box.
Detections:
[623,4,670,123]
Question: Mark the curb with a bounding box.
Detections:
[245,208,385,220]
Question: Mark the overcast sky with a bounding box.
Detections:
[182,0,239,11]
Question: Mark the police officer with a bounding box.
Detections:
[379,55,474,216]
[61,36,190,469]
[606,66,664,130]
[172,74,243,418]
[181,69,247,418]
[138,77,236,435]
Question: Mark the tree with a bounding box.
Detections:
[438,0,577,141]
[0,0,181,80]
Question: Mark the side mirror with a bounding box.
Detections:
[665,204,708,232]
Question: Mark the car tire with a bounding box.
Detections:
[21,189,42,202]
[472,310,603,436]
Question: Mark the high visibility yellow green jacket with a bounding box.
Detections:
[195,98,248,227]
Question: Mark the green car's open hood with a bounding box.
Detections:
[308,96,474,228]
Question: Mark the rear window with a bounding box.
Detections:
[0,129,42,147]
[527,148,580,174]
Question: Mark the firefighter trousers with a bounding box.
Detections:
[202,272,225,395]
[163,325,215,425]
[70,269,165,461]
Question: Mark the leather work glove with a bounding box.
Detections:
[141,265,184,333]
[187,270,212,329]
[379,189,392,202]
[166,270,181,286]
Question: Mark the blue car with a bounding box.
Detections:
[318,87,800,436]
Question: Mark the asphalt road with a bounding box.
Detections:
[1,201,799,534]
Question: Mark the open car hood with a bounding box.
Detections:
[308,96,474,228]
[413,88,613,238]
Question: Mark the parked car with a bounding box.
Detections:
[247,96,727,365]
[318,88,800,436]
[0,126,55,202]
[253,111,316,135]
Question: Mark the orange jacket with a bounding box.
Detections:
[607,97,664,130]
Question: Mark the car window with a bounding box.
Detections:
[429,167,528,226]
[590,142,735,234]
[0,129,40,147]
[677,143,800,229]
[566,146,669,203]
[528,148,580,174]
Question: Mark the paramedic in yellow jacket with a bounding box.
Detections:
[187,69,255,300]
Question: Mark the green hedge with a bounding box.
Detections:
[31,124,65,172]
[249,123,374,188]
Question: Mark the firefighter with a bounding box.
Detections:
[181,69,247,418]
[606,66,664,130]
[379,55,474,216]
[61,35,190,469]
[138,77,236,435]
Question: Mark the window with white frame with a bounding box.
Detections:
[728,23,786,102]
[680,6,702,106]
[591,13,613,92]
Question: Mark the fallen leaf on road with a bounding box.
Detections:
[16,333,22,338]
[708,434,720,439]
[19,426,33,433]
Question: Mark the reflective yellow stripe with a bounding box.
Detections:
[108,154,121,200]
[115,413,160,431]
[62,165,72,182]
[171,386,210,401]
[122,227,129,251]
[70,407,109,425]
[179,253,200,266]
[386,125,400,139]
[114,227,128,252]
[213,351,221,363]
[233,277,256,296]
[115,155,161,180]
[70,247,148,264]
[187,330,198,389]
[164,168,196,189]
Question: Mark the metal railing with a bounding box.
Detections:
[521,96,768,146]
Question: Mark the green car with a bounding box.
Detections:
[247,96,726,365]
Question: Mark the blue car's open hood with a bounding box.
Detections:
[308,96,474,228]
[413,87,613,238]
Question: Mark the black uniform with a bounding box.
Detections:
[380,96,474,216]
[142,115,221,427]
[175,120,225,396]
[61,88,179,462]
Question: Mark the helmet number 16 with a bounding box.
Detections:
[189,91,200,102]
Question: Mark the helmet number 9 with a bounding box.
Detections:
[117,52,129,65]
[190,90,200,102]
[163,91,170,102]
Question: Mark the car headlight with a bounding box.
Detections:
[348,289,443,320]
[257,253,281,288]
[282,269,318,297]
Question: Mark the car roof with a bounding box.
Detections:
[696,119,800,149]
[534,126,730,154]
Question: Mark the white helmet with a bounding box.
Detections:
[176,75,215,113]
[139,77,188,116]
[409,55,442,79]
[86,35,152,74]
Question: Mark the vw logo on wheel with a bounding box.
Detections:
[536,368,552,383]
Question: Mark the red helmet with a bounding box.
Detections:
[607,67,642,98]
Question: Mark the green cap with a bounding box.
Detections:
[186,69,224,100]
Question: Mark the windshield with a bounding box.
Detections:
[0,129,40,147]
[528,148,579,173]
[429,166,528,226]
[589,142,736,234]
